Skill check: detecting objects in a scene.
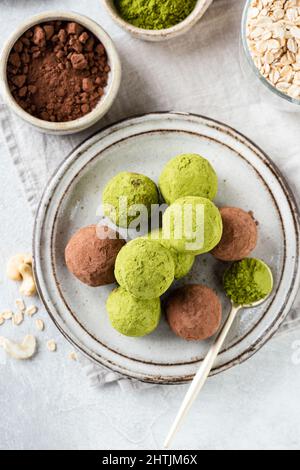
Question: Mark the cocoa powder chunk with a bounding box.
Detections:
[82,78,94,92]
[7,20,110,122]
[79,32,89,44]
[19,86,27,97]
[69,37,83,53]
[85,37,95,52]
[95,44,105,56]
[28,85,37,94]
[21,52,30,64]
[58,29,67,44]
[9,52,21,68]
[32,51,41,59]
[43,25,55,40]
[21,37,30,47]
[33,26,46,47]
[11,75,26,88]
[81,104,90,114]
[71,53,88,70]
[56,50,65,60]
[13,41,23,53]
[80,92,88,103]
[66,22,83,35]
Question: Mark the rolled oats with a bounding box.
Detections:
[287,8,298,21]
[12,312,24,326]
[288,83,300,96]
[287,38,298,52]
[1,310,13,320]
[246,0,300,101]
[68,351,78,361]
[15,299,25,312]
[276,81,291,90]
[35,319,44,331]
[291,26,300,38]
[25,305,38,317]
[47,340,57,352]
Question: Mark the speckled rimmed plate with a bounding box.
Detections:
[33,112,300,384]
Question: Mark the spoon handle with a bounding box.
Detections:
[164,304,241,449]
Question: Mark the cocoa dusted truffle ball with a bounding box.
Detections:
[211,207,258,261]
[166,285,222,341]
[65,225,125,287]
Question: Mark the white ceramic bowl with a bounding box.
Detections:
[103,0,213,42]
[0,11,122,135]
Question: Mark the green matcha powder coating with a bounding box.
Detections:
[144,229,195,280]
[223,258,273,306]
[159,154,218,205]
[103,172,159,228]
[115,238,175,299]
[107,287,161,337]
[114,0,197,30]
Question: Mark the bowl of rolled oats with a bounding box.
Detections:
[242,0,300,107]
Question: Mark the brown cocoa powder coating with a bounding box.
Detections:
[211,207,258,262]
[7,21,110,122]
[65,225,125,287]
[166,285,222,341]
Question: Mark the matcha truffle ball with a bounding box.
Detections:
[145,229,195,279]
[166,285,222,341]
[212,207,258,261]
[223,258,273,306]
[115,238,175,299]
[65,225,125,287]
[103,172,159,228]
[159,154,218,205]
[162,196,223,255]
[107,287,161,337]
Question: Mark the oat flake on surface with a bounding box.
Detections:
[35,319,44,331]
[47,340,57,352]
[12,312,24,326]
[68,351,78,361]
[25,305,38,317]
[1,310,13,320]
[15,299,25,312]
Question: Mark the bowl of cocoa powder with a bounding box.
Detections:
[0,11,121,134]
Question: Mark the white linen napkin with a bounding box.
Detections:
[0,0,299,388]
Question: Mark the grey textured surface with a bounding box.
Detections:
[0,0,300,450]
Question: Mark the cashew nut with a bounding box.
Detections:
[0,335,36,360]
[6,254,36,297]
[6,254,32,281]
[19,263,36,297]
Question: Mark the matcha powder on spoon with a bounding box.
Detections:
[114,0,198,30]
[223,258,273,306]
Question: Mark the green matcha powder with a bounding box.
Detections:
[114,0,197,30]
[223,258,273,306]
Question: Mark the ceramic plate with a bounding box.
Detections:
[33,112,300,384]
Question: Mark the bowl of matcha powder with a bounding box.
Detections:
[103,0,213,41]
